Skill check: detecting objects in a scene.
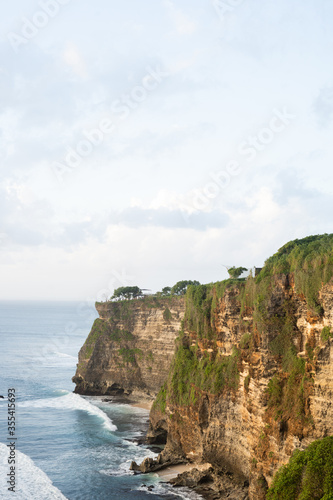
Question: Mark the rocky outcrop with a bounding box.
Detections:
[73,235,333,499]
[146,273,333,499]
[170,466,249,500]
[72,296,185,397]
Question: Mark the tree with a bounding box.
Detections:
[111,286,142,300]
[161,286,171,296]
[227,266,248,279]
[171,280,200,295]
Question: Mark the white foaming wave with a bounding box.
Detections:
[99,460,134,477]
[19,392,117,432]
[0,443,67,499]
[137,482,203,499]
[99,447,158,478]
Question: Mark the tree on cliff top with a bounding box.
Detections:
[227,266,248,279]
[111,286,142,300]
[171,280,200,295]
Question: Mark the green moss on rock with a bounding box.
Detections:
[84,319,110,358]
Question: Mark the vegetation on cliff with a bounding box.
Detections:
[154,280,245,409]
[83,318,111,358]
[154,233,333,444]
[258,233,333,313]
[266,437,333,500]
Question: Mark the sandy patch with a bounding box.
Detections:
[157,462,212,480]
[130,401,153,411]
[156,463,196,479]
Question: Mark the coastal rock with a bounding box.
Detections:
[73,236,333,499]
[170,466,249,500]
[147,274,333,499]
[129,452,186,473]
[72,296,185,397]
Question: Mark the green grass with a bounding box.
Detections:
[163,307,173,321]
[267,437,333,500]
[84,319,110,358]
[118,347,143,364]
[153,383,167,413]
[168,342,240,406]
[321,326,332,342]
[257,234,333,314]
[109,328,135,342]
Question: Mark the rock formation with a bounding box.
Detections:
[72,295,185,397]
[146,235,333,498]
[73,234,333,499]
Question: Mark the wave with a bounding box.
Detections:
[99,460,134,477]
[19,392,117,432]
[99,446,158,478]
[137,482,203,499]
[0,443,67,499]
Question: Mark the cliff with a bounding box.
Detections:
[72,295,185,398]
[73,234,333,499]
[145,234,333,498]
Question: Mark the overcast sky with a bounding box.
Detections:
[1,0,333,300]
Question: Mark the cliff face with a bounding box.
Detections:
[148,261,333,497]
[73,235,333,499]
[72,296,185,397]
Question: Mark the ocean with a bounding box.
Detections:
[0,301,200,500]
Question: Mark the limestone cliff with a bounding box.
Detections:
[146,234,333,498]
[73,234,333,498]
[72,295,185,397]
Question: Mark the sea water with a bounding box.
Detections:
[0,301,201,499]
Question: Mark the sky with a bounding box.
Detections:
[1,0,333,300]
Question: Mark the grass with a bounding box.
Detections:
[155,234,333,449]
[163,307,173,322]
[109,328,135,342]
[84,319,110,358]
[321,326,332,342]
[256,234,333,314]
[118,348,143,364]
[153,383,167,413]
[167,341,240,406]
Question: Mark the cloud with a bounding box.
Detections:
[313,87,333,128]
[62,43,87,79]
[0,182,229,252]
[113,206,229,230]
[164,1,197,35]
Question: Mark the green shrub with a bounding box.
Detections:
[163,307,173,322]
[257,234,333,314]
[267,437,333,500]
[118,348,143,364]
[321,326,332,342]
[168,343,240,406]
[153,383,167,413]
[84,319,110,358]
[240,333,252,349]
[109,328,135,342]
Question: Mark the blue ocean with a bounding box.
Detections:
[0,301,200,499]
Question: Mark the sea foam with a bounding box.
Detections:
[19,392,117,432]
[0,443,67,499]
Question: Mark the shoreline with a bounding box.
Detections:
[130,401,153,411]
[155,462,197,479]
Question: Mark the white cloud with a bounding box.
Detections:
[62,43,87,78]
[1,0,333,299]
[164,1,197,35]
